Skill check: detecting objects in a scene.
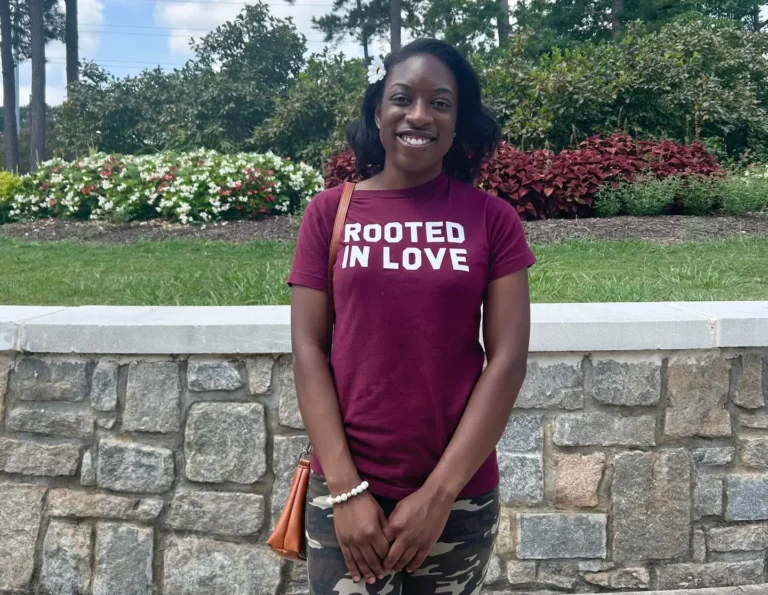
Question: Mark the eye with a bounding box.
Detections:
[391,94,411,106]
[433,99,452,109]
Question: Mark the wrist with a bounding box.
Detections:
[422,472,462,506]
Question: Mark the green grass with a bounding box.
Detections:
[1,235,766,305]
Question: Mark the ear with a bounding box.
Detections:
[374,106,381,129]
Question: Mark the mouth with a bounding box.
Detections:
[395,131,437,148]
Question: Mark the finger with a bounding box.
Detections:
[383,538,406,571]
[372,529,390,560]
[351,546,377,585]
[406,550,429,574]
[340,545,361,583]
[393,546,418,573]
[360,543,386,580]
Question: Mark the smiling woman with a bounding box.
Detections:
[286,39,535,595]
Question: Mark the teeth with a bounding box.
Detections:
[401,136,432,146]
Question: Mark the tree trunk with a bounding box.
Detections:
[65,0,77,87]
[357,0,369,61]
[611,0,624,40]
[29,0,45,171]
[389,0,401,52]
[1,0,18,171]
[498,0,510,46]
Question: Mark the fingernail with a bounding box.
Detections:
[368,577,376,584]
[353,576,360,582]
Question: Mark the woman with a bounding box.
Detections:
[288,38,535,595]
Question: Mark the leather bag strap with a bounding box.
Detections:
[326,182,354,354]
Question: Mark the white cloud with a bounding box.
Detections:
[154,0,364,58]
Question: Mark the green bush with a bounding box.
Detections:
[0,171,23,224]
[719,170,768,215]
[678,176,720,216]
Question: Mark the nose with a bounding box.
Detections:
[405,98,432,128]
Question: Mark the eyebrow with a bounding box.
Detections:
[389,82,456,96]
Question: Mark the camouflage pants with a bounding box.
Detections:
[305,473,500,595]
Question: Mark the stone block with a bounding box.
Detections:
[612,450,691,561]
[732,354,765,409]
[90,360,118,411]
[163,536,282,595]
[124,361,181,433]
[0,357,12,421]
[693,528,706,562]
[655,560,764,590]
[726,476,768,521]
[168,490,265,536]
[272,435,309,526]
[484,555,503,585]
[0,484,46,591]
[740,414,768,429]
[553,412,656,447]
[96,416,116,430]
[709,524,768,552]
[591,356,661,406]
[498,453,543,505]
[514,356,584,409]
[184,402,266,484]
[81,450,96,485]
[277,355,303,429]
[583,567,650,590]
[494,507,515,556]
[6,405,95,438]
[11,357,89,401]
[246,356,274,395]
[695,476,723,518]
[554,452,605,508]
[0,437,80,476]
[693,447,735,467]
[187,359,243,392]
[506,561,536,585]
[97,438,175,493]
[49,489,164,521]
[93,523,154,595]
[498,415,543,453]
[40,520,92,595]
[740,437,768,469]
[665,355,731,438]
[517,513,607,559]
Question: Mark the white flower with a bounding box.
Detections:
[367,57,386,84]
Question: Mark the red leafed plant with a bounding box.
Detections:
[324,134,724,219]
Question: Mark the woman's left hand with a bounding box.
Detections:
[382,485,454,573]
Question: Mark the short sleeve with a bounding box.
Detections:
[487,196,536,281]
[287,189,338,292]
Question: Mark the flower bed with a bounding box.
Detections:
[1,150,324,225]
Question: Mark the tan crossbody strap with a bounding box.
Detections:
[326,182,354,353]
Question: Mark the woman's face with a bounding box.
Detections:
[375,54,459,179]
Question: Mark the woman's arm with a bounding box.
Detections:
[291,285,389,584]
[382,269,531,572]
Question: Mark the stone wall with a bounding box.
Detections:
[0,303,767,594]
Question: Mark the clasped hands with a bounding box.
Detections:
[332,485,454,585]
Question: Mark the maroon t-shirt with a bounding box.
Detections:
[288,173,536,500]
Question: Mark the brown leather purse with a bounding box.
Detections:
[267,181,354,562]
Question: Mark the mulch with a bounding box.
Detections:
[1,213,768,245]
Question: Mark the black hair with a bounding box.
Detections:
[345,38,501,184]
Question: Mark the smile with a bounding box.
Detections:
[396,134,436,148]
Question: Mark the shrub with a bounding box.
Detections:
[325,134,725,219]
[0,171,23,224]
[719,169,768,215]
[5,150,323,225]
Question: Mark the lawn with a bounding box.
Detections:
[0,235,766,305]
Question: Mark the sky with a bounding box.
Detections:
[12,1,768,108]
[16,0,380,107]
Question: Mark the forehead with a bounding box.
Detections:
[386,54,457,94]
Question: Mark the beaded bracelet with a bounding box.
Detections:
[327,480,370,506]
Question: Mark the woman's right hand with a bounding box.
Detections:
[333,491,390,584]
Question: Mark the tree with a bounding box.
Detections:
[28,0,45,171]
[310,0,389,60]
[611,0,624,39]
[412,0,501,53]
[64,0,77,87]
[498,0,510,44]
[1,0,18,170]
[390,0,402,52]
[8,0,63,61]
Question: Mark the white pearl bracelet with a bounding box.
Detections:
[327,481,369,506]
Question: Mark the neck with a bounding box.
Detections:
[375,163,443,191]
